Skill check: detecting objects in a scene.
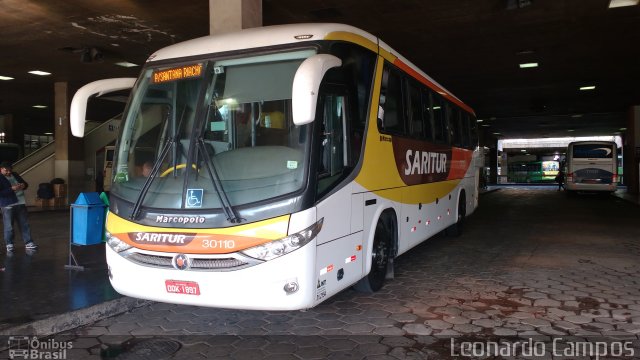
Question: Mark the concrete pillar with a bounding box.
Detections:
[624,106,640,194]
[489,146,498,185]
[209,0,262,35]
[54,82,84,203]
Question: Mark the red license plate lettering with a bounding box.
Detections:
[165,280,200,295]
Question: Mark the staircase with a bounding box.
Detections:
[14,117,120,206]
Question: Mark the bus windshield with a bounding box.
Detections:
[111,49,315,213]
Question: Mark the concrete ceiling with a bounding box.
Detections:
[0,0,638,140]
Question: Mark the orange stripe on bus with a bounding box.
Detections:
[447,148,474,180]
[392,59,475,116]
[114,232,272,254]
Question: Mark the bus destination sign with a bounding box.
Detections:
[152,63,203,84]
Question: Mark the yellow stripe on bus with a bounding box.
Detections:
[106,212,290,240]
[355,56,404,191]
[353,55,464,204]
[324,31,378,53]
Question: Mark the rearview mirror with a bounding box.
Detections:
[70,78,136,137]
[292,54,342,126]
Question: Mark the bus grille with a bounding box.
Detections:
[126,252,249,271]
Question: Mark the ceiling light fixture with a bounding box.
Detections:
[619,127,627,131]
[579,85,596,91]
[28,70,51,76]
[519,62,539,68]
[567,129,575,132]
[32,105,47,109]
[115,61,138,68]
[608,0,639,8]
[0,75,14,80]
[44,132,53,135]
[477,119,484,122]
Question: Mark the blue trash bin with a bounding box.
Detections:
[72,192,107,245]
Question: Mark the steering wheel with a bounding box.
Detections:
[159,163,199,177]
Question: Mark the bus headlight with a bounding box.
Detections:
[241,218,323,261]
[106,231,132,253]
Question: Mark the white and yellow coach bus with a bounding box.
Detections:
[70,23,481,310]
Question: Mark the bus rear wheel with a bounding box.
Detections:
[354,218,391,293]
[446,192,466,237]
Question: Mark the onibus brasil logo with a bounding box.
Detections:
[7,336,72,359]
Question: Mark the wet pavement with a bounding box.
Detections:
[0,209,120,332]
[2,187,640,359]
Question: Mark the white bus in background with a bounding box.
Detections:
[566,141,617,194]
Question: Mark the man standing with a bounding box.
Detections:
[556,169,566,191]
[0,161,38,253]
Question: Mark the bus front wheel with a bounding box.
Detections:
[354,218,391,293]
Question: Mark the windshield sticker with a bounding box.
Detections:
[114,164,129,183]
[185,189,203,208]
[287,160,298,169]
[152,63,203,84]
[211,121,226,131]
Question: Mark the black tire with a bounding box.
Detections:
[446,193,466,237]
[354,218,391,293]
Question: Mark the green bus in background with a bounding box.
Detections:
[507,160,559,183]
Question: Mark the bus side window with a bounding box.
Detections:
[459,112,470,149]
[378,66,405,135]
[317,92,349,197]
[407,80,423,138]
[421,89,434,141]
[432,93,446,143]
[447,103,460,146]
[470,115,479,149]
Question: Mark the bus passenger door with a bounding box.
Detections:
[314,90,364,304]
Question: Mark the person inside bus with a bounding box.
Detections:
[555,169,566,191]
[142,161,153,177]
[0,161,38,253]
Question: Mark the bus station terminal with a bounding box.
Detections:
[1,1,640,358]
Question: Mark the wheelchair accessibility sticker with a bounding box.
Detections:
[185,189,203,208]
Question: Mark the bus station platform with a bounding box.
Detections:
[1,186,639,339]
[0,207,146,337]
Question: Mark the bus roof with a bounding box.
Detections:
[148,23,376,62]
[147,23,473,115]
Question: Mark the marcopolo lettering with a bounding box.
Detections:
[130,232,196,246]
[404,149,448,176]
[155,215,205,224]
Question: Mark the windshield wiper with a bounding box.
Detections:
[130,107,187,220]
[189,101,243,223]
[130,137,172,220]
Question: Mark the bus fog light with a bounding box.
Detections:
[283,281,299,294]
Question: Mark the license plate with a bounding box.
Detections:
[165,280,200,295]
